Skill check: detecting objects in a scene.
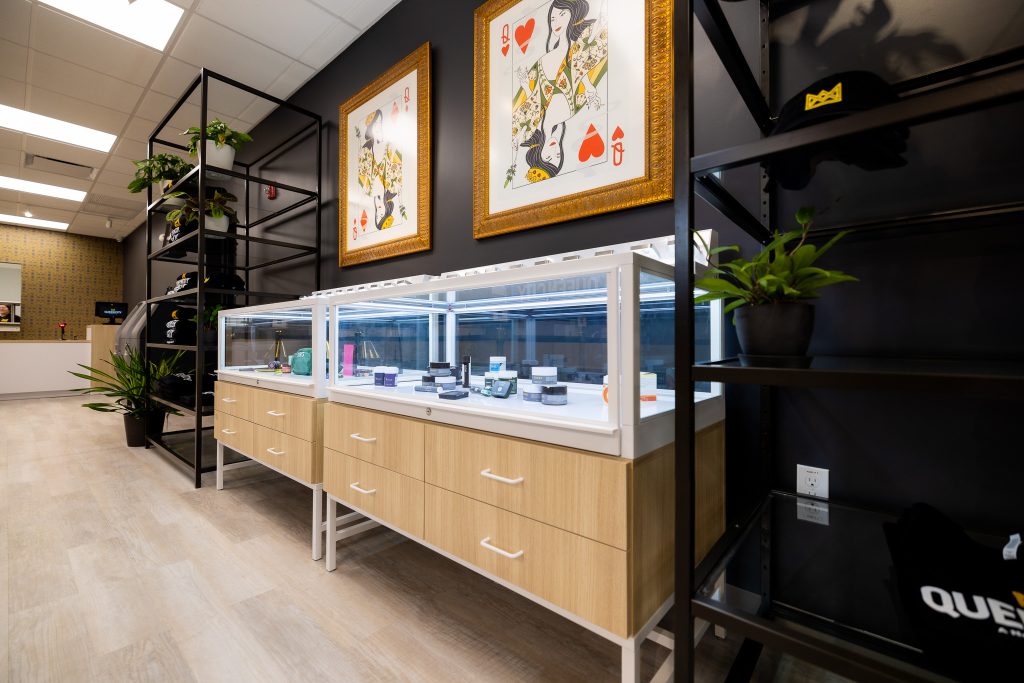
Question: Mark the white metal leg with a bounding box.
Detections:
[312,483,323,561]
[325,495,338,572]
[621,637,641,683]
[216,442,224,490]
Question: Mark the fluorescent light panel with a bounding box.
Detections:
[0,213,69,231]
[0,176,86,202]
[0,105,116,153]
[39,0,184,51]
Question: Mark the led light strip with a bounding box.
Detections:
[0,104,116,153]
[0,175,85,202]
[0,213,68,231]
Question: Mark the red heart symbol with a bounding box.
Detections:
[612,126,624,141]
[578,124,605,162]
[514,19,534,54]
[501,43,510,57]
[360,210,367,228]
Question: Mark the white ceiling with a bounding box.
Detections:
[0,0,399,239]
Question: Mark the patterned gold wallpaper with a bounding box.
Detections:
[0,224,123,340]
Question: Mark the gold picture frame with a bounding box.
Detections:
[339,43,431,266]
[473,0,673,239]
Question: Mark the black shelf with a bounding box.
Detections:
[147,227,317,262]
[145,288,299,305]
[146,165,317,213]
[692,491,999,683]
[694,356,1024,398]
[150,394,213,417]
[148,342,199,352]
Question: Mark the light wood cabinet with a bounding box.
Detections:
[424,424,628,549]
[214,381,254,422]
[213,412,254,456]
[255,425,319,484]
[252,389,316,441]
[425,484,629,636]
[323,403,424,479]
[324,448,424,538]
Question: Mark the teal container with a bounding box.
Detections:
[291,347,313,375]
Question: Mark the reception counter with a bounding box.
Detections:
[0,340,90,397]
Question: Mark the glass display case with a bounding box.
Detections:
[217,299,329,397]
[328,242,723,458]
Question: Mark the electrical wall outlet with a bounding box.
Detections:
[797,499,830,526]
[797,464,829,499]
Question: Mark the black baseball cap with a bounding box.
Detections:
[766,71,909,191]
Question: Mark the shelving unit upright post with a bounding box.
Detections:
[674,1,1024,681]
[143,68,322,488]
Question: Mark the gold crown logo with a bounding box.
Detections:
[526,167,550,183]
[805,82,842,111]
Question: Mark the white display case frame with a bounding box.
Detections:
[327,251,723,458]
[216,297,329,398]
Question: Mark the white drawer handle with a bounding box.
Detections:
[221,398,237,403]
[266,448,286,456]
[266,410,287,417]
[480,537,524,560]
[350,433,377,443]
[220,429,237,435]
[349,482,377,495]
[480,468,524,485]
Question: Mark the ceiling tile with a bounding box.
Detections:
[149,57,201,98]
[10,203,75,222]
[196,0,335,61]
[123,116,160,144]
[0,148,20,166]
[0,129,23,151]
[17,166,91,192]
[107,155,143,178]
[95,166,135,189]
[0,39,29,81]
[0,76,26,108]
[28,50,145,115]
[112,137,148,163]
[0,191,82,211]
[184,83,256,121]
[23,136,108,169]
[30,6,161,87]
[170,15,292,92]
[0,1,31,46]
[238,98,278,127]
[266,62,316,100]
[135,89,178,123]
[308,0,400,29]
[26,87,127,136]
[298,19,359,69]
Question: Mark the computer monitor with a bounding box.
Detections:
[95,301,128,325]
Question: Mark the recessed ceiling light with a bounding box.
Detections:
[23,210,33,217]
[0,213,69,231]
[0,176,86,203]
[0,105,116,152]
[39,0,185,52]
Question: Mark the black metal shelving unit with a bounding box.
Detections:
[674,2,1024,681]
[143,69,322,488]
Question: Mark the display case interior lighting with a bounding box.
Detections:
[0,105,116,153]
[0,175,86,203]
[39,0,185,52]
[0,213,69,231]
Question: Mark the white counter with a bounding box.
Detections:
[0,341,90,397]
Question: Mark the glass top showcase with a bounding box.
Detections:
[327,250,723,457]
[217,300,329,397]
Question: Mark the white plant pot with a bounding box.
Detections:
[203,140,235,170]
[203,214,230,232]
[158,182,185,208]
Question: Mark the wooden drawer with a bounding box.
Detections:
[214,381,253,421]
[213,412,253,456]
[425,485,628,637]
[324,404,424,480]
[252,389,315,441]
[254,425,320,485]
[424,425,628,549]
[324,448,423,538]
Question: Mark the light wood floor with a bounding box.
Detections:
[0,396,845,682]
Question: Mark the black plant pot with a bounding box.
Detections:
[734,302,815,367]
[123,412,166,447]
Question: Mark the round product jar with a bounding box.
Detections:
[383,367,399,387]
[489,356,506,372]
[373,366,389,386]
[484,371,498,389]
[497,370,518,394]
[541,384,567,406]
[531,366,558,385]
[429,361,452,377]
[522,384,543,402]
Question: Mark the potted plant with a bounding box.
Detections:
[191,304,224,346]
[183,119,252,169]
[70,346,184,447]
[126,154,194,205]
[166,189,238,233]
[695,207,858,367]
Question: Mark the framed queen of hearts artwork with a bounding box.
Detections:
[473,0,673,239]
[339,43,431,266]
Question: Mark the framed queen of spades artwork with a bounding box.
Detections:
[339,43,431,266]
[473,0,673,239]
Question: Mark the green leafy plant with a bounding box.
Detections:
[183,119,253,157]
[127,154,194,193]
[695,207,858,314]
[166,189,238,229]
[69,347,184,418]
[190,304,224,331]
